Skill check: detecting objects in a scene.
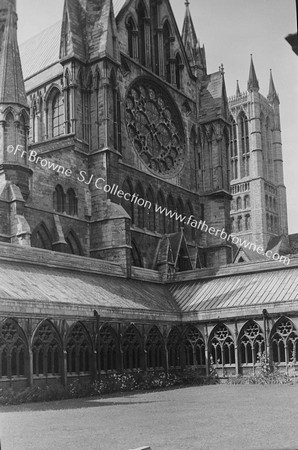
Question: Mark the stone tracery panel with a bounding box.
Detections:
[125,77,185,177]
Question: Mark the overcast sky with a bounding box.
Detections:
[17,0,298,233]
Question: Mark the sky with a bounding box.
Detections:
[17,0,298,233]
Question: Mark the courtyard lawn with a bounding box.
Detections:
[1,384,298,450]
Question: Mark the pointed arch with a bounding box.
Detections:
[270,317,298,365]
[163,20,172,83]
[66,188,78,216]
[136,0,147,66]
[4,111,15,149]
[65,230,83,255]
[175,52,183,89]
[32,320,62,377]
[122,324,142,370]
[183,325,206,367]
[64,69,71,134]
[0,318,28,379]
[53,184,65,213]
[126,16,137,58]
[167,326,182,368]
[66,322,92,374]
[146,326,165,369]
[238,320,264,366]
[99,324,119,372]
[31,222,52,250]
[238,111,249,177]
[46,86,64,138]
[209,323,235,366]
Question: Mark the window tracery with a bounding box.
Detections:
[122,325,142,370]
[272,318,298,364]
[99,325,118,372]
[32,321,61,377]
[146,326,164,369]
[167,327,181,368]
[239,322,264,365]
[126,78,185,177]
[210,324,235,365]
[66,323,91,374]
[0,319,26,379]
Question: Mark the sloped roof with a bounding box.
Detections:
[20,21,62,81]
[169,266,298,312]
[0,260,178,313]
[19,0,128,82]
[234,246,268,263]
[200,71,228,123]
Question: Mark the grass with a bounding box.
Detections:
[1,384,298,450]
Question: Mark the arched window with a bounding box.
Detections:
[175,53,183,89]
[4,112,15,150]
[230,116,238,180]
[122,179,134,224]
[53,185,65,213]
[157,191,166,234]
[236,197,242,210]
[31,100,37,143]
[146,187,155,231]
[110,71,121,151]
[244,195,250,209]
[52,91,64,137]
[265,194,269,208]
[184,326,206,367]
[66,188,78,216]
[237,215,243,232]
[122,325,142,370]
[32,321,61,377]
[127,17,136,58]
[31,223,52,250]
[64,71,71,134]
[167,194,176,233]
[135,183,145,228]
[209,324,235,366]
[99,325,118,372]
[163,21,171,83]
[245,214,251,230]
[0,319,27,379]
[137,1,146,66]
[271,318,298,365]
[66,323,92,374]
[239,321,264,366]
[167,327,181,368]
[146,326,164,369]
[239,112,249,177]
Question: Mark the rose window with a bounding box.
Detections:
[125,78,185,177]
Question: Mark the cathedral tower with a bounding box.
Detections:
[0,0,31,245]
[228,56,288,249]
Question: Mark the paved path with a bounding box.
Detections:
[1,384,298,450]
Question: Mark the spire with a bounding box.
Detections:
[182,1,199,52]
[0,2,28,108]
[268,69,279,103]
[182,1,206,72]
[247,55,259,92]
[236,80,241,96]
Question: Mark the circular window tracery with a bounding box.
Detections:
[125,78,185,177]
